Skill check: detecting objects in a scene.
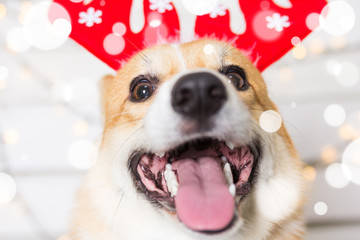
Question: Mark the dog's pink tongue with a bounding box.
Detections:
[174,157,234,231]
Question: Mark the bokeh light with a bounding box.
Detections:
[306,12,321,31]
[259,110,282,133]
[303,165,317,182]
[330,36,347,50]
[0,173,17,204]
[309,38,325,54]
[253,10,282,42]
[51,83,74,102]
[0,66,9,79]
[326,59,342,76]
[278,66,293,82]
[314,201,328,216]
[57,235,71,240]
[68,140,98,170]
[320,1,356,36]
[2,129,20,145]
[0,3,6,20]
[292,44,307,60]
[291,36,301,46]
[182,0,217,15]
[73,120,89,136]
[339,124,357,141]
[325,163,350,188]
[18,1,33,24]
[342,111,360,140]
[342,139,360,185]
[6,27,31,53]
[321,145,337,164]
[52,18,72,37]
[334,61,359,87]
[323,104,346,127]
[0,79,6,91]
[203,44,215,55]
[53,104,68,117]
[24,2,71,50]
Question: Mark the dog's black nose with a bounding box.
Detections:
[171,72,227,121]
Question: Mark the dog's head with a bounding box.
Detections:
[99,39,304,239]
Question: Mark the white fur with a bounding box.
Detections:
[144,69,253,153]
[72,42,303,240]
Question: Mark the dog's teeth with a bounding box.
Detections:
[221,156,228,163]
[155,152,165,158]
[225,141,235,150]
[164,164,178,197]
[223,162,233,185]
[229,184,236,197]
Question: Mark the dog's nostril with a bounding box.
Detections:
[171,72,227,122]
[209,85,225,99]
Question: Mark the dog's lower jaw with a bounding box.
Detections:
[68,138,305,240]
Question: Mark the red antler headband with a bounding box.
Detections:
[49,0,327,71]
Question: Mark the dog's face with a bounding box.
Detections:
[96,39,304,239]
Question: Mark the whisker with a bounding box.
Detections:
[110,125,144,167]
[109,190,124,234]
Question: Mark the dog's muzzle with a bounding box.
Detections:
[171,72,227,125]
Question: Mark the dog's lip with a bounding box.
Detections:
[128,138,261,202]
[128,138,261,233]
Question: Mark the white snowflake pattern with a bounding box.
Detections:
[78,7,103,27]
[149,0,173,13]
[266,13,290,32]
[209,4,227,18]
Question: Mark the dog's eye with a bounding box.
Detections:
[130,78,154,102]
[221,66,249,91]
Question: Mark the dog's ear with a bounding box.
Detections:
[99,74,114,118]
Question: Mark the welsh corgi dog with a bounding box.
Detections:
[69,39,305,240]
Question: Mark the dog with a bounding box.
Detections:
[68,39,305,240]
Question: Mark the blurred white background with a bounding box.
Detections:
[0,0,359,239]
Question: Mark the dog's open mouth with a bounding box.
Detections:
[129,138,260,233]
